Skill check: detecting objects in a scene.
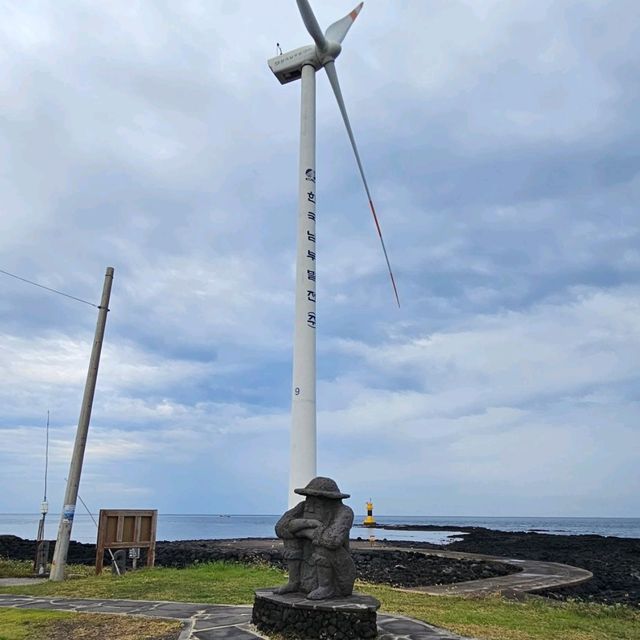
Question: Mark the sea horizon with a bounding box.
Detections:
[2,513,639,545]
[1,512,637,519]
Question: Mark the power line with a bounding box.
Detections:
[77,494,99,528]
[0,268,98,308]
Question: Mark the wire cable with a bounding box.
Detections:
[77,494,99,528]
[0,268,98,308]
[77,494,121,576]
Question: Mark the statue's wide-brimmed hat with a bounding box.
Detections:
[294,476,350,500]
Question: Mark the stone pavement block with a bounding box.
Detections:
[85,604,143,614]
[126,603,168,614]
[50,599,108,608]
[141,603,202,617]
[193,627,260,639]
[85,601,142,610]
[0,597,32,606]
[14,600,64,609]
[378,617,473,640]
[89,599,155,608]
[193,612,252,629]
[198,605,252,615]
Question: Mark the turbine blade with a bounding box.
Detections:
[296,0,328,51]
[324,60,400,308]
[325,2,364,44]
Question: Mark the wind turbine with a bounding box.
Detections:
[268,1,399,507]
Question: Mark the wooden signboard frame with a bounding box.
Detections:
[95,509,157,574]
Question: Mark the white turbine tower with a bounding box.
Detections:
[268,1,399,507]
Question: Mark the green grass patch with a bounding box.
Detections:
[1,561,638,639]
[0,558,93,579]
[365,584,640,640]
[0,608,70,640]
[0,608,180,640]
[0,559,33,579]
[0,560,286,604]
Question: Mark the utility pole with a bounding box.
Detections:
[50,267,114,581]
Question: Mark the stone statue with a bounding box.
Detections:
[275,477,356,600]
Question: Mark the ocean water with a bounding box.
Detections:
[1,513,638,545]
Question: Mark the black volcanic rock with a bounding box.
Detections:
[446,528,640,607]
[0,535,516,588]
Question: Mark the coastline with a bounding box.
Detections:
[1,527,638,607]
[383,526,640,607]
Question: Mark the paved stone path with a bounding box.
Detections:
[210,539,593,597]
[368,548,593,597]
[0,578,47,586]
[0,594,476,639]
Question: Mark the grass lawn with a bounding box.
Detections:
[1,559,639,640]
[0,608,180,640]
[0,559,284,604]
[366,584,640,640]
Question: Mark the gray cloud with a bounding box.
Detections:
[1,0,638,517]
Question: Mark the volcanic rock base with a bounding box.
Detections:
[252,588,380,640]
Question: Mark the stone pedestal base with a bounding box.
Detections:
[252,588,380,640]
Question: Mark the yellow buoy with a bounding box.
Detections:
[363,499,376,526]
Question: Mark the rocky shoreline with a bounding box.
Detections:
[2,528,638,607]
[375,526,640,607]
[157,540,519,588]
[450,527,640,607]
[0,535,517,589]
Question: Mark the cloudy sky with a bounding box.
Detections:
[1,0,638,521]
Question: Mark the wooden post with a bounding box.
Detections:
[50,268,114,581]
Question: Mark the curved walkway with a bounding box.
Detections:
[350,542,593,596]
[213,539,593,597]
[0,593,476,639]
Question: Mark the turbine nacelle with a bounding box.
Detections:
[268,45,318,84]
[269,0,361,85]
[267,40,341,85]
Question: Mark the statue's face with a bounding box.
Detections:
[304,495,336,520]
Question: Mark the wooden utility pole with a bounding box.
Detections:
[50,267,114,581]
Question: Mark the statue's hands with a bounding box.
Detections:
[289,518,322,533]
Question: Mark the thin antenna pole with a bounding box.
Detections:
[34,411,50,574]
[44,411,49,502]
[49,267,114,581]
